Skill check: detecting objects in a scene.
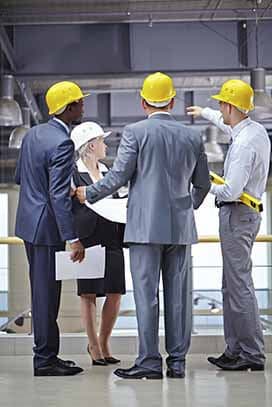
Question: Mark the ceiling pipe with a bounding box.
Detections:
[250,68,272,120]
[249,3,272,120]
[0,75,23,126]
[9,107,31,149]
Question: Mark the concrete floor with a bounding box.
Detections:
[0,354,271,407]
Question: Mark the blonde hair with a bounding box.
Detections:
[77,140,90,161]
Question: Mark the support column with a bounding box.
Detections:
[5,186,30,333]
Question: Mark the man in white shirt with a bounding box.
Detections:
[187,79,271,371]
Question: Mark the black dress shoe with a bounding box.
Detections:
[57,358,77,367]
[114,365,163,380]
[207,353,237,367]
[104,356,121,364]
[217,357,264,371]
[166,367,185,379]
[34,361,84,376]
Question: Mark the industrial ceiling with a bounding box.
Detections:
[1,0,272,24]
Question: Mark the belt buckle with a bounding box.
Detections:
[215,198,221,208]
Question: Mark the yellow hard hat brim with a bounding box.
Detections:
[211,94,226,103]
[140,89,176,103]
[49,93,90,115]
[211,94,254,111]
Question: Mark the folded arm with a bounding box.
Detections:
[210,144,253,201]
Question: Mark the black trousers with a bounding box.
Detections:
[24,242,63,368]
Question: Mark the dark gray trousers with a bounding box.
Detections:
[24,242,62,368]
[129,244,192,373]
[219,204,265,364]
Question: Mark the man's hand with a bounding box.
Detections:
[76,186,86,204]
[70,187,76,197]
[70,240,85,263]
[186,106,203,118]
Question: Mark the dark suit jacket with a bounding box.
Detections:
[72,166,124,247]
[15,119,76,246]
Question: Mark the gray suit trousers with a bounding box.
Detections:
[219,204,265,364]
[129,244,192,372]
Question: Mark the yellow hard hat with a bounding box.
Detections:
[46,81,90,115]
[140,72,176,106]
[211,79,254,112]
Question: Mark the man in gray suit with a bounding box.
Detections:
[76,72,211,379]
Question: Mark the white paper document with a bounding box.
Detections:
[85,197,127,224]
[55,246,105,281]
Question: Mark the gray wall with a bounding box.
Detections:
[14,21,272,76]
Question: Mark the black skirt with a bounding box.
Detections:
[77,214,126,297]
[77,245,125,297]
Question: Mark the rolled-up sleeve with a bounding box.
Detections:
[210,144,254,201]
[202,107,232,136]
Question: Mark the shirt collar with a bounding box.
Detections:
[148,111,171,118]
[76,158,106,174]
[53,117,70,134]
[76,158,89,173]
[231,117,251,141]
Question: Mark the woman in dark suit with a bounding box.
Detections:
[71,122,125,366]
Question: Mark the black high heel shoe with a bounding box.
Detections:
[104,356,121,364]
[87,345,108,366]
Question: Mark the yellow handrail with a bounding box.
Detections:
[0,237,23,245]
[1,235,272,245]
[197,234,272,243]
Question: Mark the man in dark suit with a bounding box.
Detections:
[15,81,88,376]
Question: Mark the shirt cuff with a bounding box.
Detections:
[86,186,95,203]
[209,184,217,195]
[68,238,79,244]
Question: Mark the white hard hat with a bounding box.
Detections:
[71,121,111,151]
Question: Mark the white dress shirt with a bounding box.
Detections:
[148,111,171,118]
[202,107,271,202]
[52,117,70,134]
[76,158,108,180]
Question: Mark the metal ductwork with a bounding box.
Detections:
[0,75,23,126]
[9,107,31,149]
[204,125,224,163]
[250,68,272,121]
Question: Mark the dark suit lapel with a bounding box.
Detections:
[79,172,93,186]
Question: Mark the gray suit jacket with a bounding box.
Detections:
[86,114,211,244]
